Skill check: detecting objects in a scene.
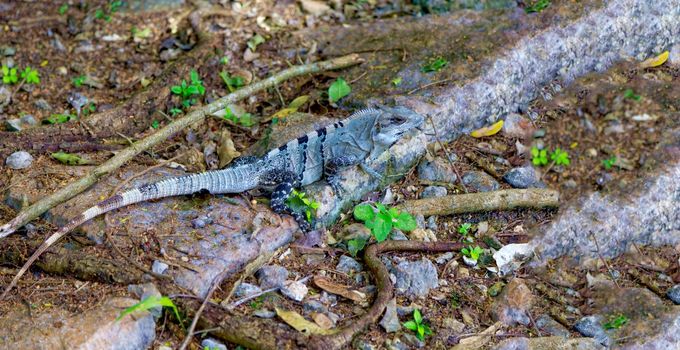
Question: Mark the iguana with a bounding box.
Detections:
[1,105,423,298]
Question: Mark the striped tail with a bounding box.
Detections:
[1,166,260,299]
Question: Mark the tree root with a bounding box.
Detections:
[0,54,362,239]
[397,188,559,216]
[179,240,464,350]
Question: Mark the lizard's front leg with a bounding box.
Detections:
[261,170,312,232]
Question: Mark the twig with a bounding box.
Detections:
[427,116,466,193]
[397,189,559,216]
[0,54,362,239]
[407,78,452,95]
[589,232,619,288]
[179,271,229,350]
[228,275,312,309]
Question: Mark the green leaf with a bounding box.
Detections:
[371,216,390,242]
[288,95,310,109]
[353,204,375,222]
[43,113,75,124]
[151,120,160,129]
[347,238,367,257]
[403,320,418,331]
[413,309,422,324]
[421,57,448,73]
[190,70,200,83]
[328,78,351,104]
[603,314,629,330]
[394,212,416,231]
[51,151,94,165]
[525,0,550,13]
[550,148,570,166]
[116,295,183,327]
[58,3,69,14]
[417,324,425,340]
[391,77,402,86]
[247,34,266,51]
[170,86,182,94]
[21,67,40,84]
[623,88,641,101]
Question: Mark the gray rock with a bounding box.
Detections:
[435,252,454,265]
[336,255,363,274]
[442,317,466,333]
[389,230,409,241]
[667,285,680,304]
[151,260,169,275]
[573,315,610,347]
[280,280,308,302]
[6,151,33,169]
[535,314,570,337]
[1,46,15,56]
[303,300,327,314]
[234,283,262,298]
[253,309,276,318]
[462,171,500,192]
[127,283,162,320]
[257,264,289,289]
[502,113,532,138]
[191,215,212,228]
[0,86,10,109]
[417,157,458,183]
[380,298,401,333]
[320,291,337,306]
[34,98,52,110]
[670,43,680,65]
[392,258,439,297]
[20,114,37,126]
[67,92,88,114]
[427,215,438,231]
[503,166,539,189]
[493,337,606,350]
[201,338,227,350]
[5,119,22,131]
[356,340,377,350]
[401,333,425,348]
[385,337,410,350]
[420,185,447,198]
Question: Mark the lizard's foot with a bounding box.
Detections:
[360,163,383,181]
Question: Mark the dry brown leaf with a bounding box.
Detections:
[311,312,334,330]
[313,275,367,304]
[275,307,336,335]
[217,129,241,168]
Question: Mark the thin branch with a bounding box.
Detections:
[0,54,362,239]
[179,271,228,350]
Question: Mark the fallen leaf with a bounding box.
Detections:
[470,120,504,138]
[288,95,310,109]
[217,129,240,168]
[313,275,367,304]
[51,151,95,165]
[275,307,336,335]
[640,51,669,68]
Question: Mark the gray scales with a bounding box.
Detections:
[1,105,424,298]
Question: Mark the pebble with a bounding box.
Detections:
[191,215,212,228]
[303,299,327,314]
[234,283,262,298]
[67,92,89,114]
[669,43,680,65]
[420,185,447,198]
[356,340,377,350]
[417,157,458,183]
[4,119,23,131]
[435,252,454,265]
[666,284,680,304]
[462,171,500,192]
[379,298,401,333]
[253,309,276,318]
[280,280,308,302]
[532,129,546,138]
[535,314,570,337]
[257,265,289,289]
[442,317,466,333]
[503,166,539,188]
[392,257,439,297]
[574,315,611,346]
[502,113,532,138]
[1,46,15,56]
[151,260,168,275]
[401,333,425,348]
[6,151,33,169]
[389,230,409,241]
[34,98,52,110]
[201,338,227,350]
[21,114,37,126]
[0,86,10,109]
[336,255,363,274]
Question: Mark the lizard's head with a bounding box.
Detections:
[371,105,424,147]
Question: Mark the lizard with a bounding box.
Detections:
[1,105,424,298]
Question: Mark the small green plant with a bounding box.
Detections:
[550,148,571,166]
[525,0,550,13]
[531,146,548,166]
[171,70,205,108]
[219,71,245,92]
[421,57,448,73]
[95,0,123,21]
[81,102,96,116]
[247,34,265,51]
[285,189,320,223]
[602,155,617,170]
[347,237,367,257]
[58,3,69,15]
[353,203,416,242]
[223,108,255,127]
[2,65,18,84]
[117,295,183,327]
[328,78,351,104]
[219,56,230,65]
[623,88,641,101]
[169,107,183,116]
[603,314,629,330]
[249,296,264,310]
[403,309,432,342]
[72,75,86,88]
[43,113,76,124]
[461,245,484,263]
[458,222,473,242]
[391,77,402,86]
[20,67,40,85]
[151,120,160,129]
